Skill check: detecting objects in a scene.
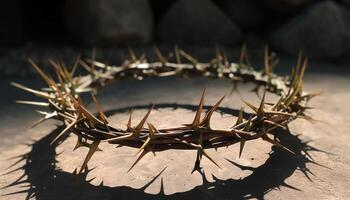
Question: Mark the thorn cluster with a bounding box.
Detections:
[12,47,318,173]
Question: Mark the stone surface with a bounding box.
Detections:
[157,0,242,45]
[270,1,350,59]
[64,0,153,46]
[1,58,350,199]
[214,0,269,32]
[0,1,23,45]
[262,0,311,13]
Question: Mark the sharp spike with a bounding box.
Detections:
[257,89,266,117]
[127,109,134,131]
[239,140,246,158]
[91,48,96,73]
[233,107,244,127]
[299,58,308,81]
[11,82,53,99]
[272,95,284,111]
[241,99,257,113]
[28,58,55,86]
[136,123,156,154]
[70,53,81,76]
[262,134,295,154]
[128,47,137,62]
[91,94,109,131]
[202,149,221,169]
[296,50,303,75]
[263,120,287,129]
[174,45,181,64]
[31,110,58,128]
[73,136,84,151]
[239,43,247,65]
[71,97,104,125]
[304,91,322,101]
[127,148,149,172]
[154,46,167,64]
[191,88,206,128]
[200,95,226,128]
[79,140,101,174]
[179,49,198,64]
[244,114,253,131]
[50,119,78,145]
[16,100,49,107]
[133,105,154,137]
[264,45,270,75]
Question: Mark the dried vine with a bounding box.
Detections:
[12,47,318,173]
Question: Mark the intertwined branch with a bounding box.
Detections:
[12,46,319,174]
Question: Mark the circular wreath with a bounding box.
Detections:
[12,47,318,174]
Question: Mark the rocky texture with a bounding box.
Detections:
[0,1,23,45]
[64,0,153,46]
[270,1,350,59]
[262,0,311,13]
[157,0,242,45]
[214,0,269,32]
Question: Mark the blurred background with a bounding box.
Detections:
[1,0,350,78]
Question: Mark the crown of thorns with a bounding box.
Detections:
[12,46,319,174]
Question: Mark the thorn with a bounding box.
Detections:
[136,123,156,155]
[179,49,198,64]
[127,109,134,131]
[233,107,244,127]
[202,149,222,169]
[128,148,149,172]
[73,136,84,151]
[16,100,49,107]
[70,53,81,76]
[50,119,77,145]
[91,94,109,131]
[133,105,154,137]
[304,91,322,101]
[244,114,253,131]
[264,45,270,75]
[71,97,104,126]
[11,82,52,99]
[200,95,226,128]
[239,140,246,158]
[28,58,55,86]
[90,48,96,73]
[128,47,137,62]
[262,134,295,155]
[174,45,181,64]
[191,150,202,174]
[190,87,206,128]
[31,111,58,128]
[154,46,167,64]
[241,99,257,113]
[79,140,101,174]
[239,43,247,66]
[250,85,261,97]
[257,89,266,117]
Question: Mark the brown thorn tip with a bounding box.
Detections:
[239,140,246,158]
[134,105,154,136]
[191,87,206,128]
[201,94,226,127]
[50,120,77,145]
[128,148,148,173]
[241,98,257,113]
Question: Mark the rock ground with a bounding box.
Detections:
[0,58,350,199]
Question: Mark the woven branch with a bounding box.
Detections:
[12,46,319,173]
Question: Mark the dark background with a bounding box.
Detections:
[1,0,350,77]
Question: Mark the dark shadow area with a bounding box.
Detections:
[1,104,326,200]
